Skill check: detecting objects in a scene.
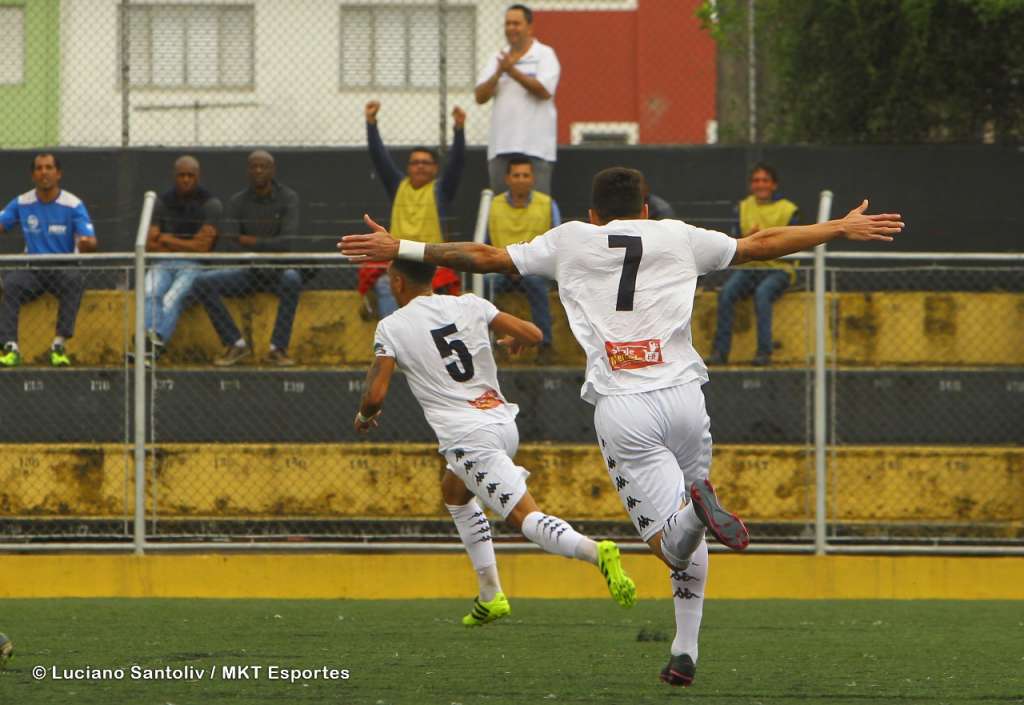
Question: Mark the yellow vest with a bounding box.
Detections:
[488,191,553,249]
[391,178,443,243]
[738,195,799,279]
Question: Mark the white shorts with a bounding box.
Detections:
[592,381,712,541]
[442,421,530,519]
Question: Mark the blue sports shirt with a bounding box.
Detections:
[0,189,96,254]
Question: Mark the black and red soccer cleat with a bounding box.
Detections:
[660,653,695,687]
[690,479,750,551]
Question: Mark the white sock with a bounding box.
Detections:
[233,338,247,348]
[520,511,585,560]
[52,336,66,348]
[446,500,501,601]
[661,502,706,568]
[670,538,709,660]
[4,341,18,352]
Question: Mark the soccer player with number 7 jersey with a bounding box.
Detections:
[341,167,903,685]
[353,258,637,626]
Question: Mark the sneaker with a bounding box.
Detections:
[127,338,162,367]
[266,348,295,367]
[596,540,637,608]
[660,653,695,687]
[50,344,71,367]
[214,343,251,367]
[704,351,726,366]
[0,344,21,368]
[462,592,511,627]
[689,479,750,551]
[752,352,772,367]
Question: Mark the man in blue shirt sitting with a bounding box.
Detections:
[0,153,97,367]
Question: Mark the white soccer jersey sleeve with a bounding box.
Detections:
[511,219,737,404]
[372,295,517,449]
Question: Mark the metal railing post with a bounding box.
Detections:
[471,188,494,298]
[814,190,833,556]
[133,191,156,555]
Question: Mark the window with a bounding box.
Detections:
[340,5,475,90]
[570,122,640,145]
[124,4,254,89]
[0,6,25,85]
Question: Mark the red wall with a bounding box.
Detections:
[534,0,716,145]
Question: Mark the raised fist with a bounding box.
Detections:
[365,100,381,124]
[452,106,466,129]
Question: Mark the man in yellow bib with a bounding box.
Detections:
[362,100,466,317]
[486,157,560,364]
[706,163,799,366]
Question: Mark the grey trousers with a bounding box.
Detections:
[488,155,554,195]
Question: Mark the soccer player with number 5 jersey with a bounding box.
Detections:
[341,167,903,685]
[353,258,637,626]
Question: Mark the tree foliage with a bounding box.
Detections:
[702,0,1024,143]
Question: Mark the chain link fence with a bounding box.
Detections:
[2,254,1020,548]
[1,0,716,150]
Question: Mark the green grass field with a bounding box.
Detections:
[0,599,1021,705]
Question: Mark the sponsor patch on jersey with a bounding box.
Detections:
[468,389,504,410]
[605,339,664,370]
[48,225,67,235]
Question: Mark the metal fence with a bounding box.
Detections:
[2,0,717,150]
[1,220,1021,553]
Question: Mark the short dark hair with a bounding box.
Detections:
[32,153,61,172]
[750,162,779,182]
[408,147,438,164]
[591,167,646,221]
[507,4,533,23]
[505,156,534,174]
[391,259,437,287]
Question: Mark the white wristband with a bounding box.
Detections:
[397,239,426,262]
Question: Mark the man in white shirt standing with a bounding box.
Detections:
[340,167,903,689]
[475,4,560,195]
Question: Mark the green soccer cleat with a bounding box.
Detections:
[0,632,12,667]
[50,344,71,367]
[597,540,637,608]
[0,345,20,368]
[462,592,511,627]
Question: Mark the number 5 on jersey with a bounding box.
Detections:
[431,323,475,382]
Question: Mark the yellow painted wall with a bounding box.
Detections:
[2,443,1021,527]
[12,290,1023,366]
[0,553,1022,600]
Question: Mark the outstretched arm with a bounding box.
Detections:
[733,199,903,265]
[355,355,396,433]
[340,215,520,275]
[490,311,542,357]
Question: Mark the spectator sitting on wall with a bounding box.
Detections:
[141,155,221,362]
[486,156,560,364]
[360,100,465,320]
[475,3,560,196]
[193,150,303,367]
[0,153,97,368]
[705,163,799,367]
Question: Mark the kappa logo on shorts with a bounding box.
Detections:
[626,496,640,510]
[600,437,607,448]
[637,515,653,530]
[475,471,487,484]
[604,338,664,371]
[464,460,476,471]
[615,475,628,490]
[607,457,617,469]
[486,482,499,497]
[454,449,466,461]
[499,492,512,508]
[468,389,504,410]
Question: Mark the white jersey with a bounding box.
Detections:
[373,294,518,449]
[507,219,737,404]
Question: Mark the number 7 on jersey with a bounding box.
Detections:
[608,235,643,311]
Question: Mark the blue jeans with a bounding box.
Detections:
[144,260,201,343]
[486,273,552,345]
[374,275,399,318]
[194,267,303,350]
[712,269,790,358]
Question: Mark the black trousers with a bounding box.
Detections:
[0,268,86,344]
